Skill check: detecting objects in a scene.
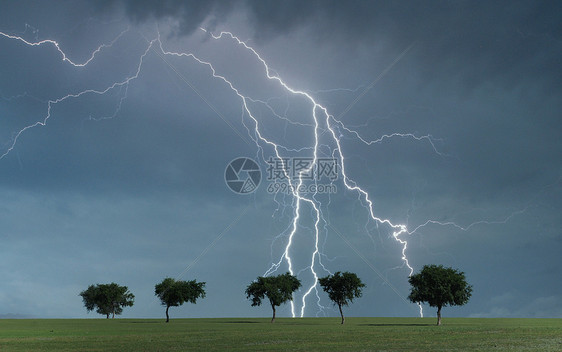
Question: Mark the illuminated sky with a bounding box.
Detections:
[1,1,560,319]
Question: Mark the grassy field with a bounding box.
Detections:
[0,317,560,351]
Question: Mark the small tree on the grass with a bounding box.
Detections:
[154,277,206,323]
[319,271,365,324]
[79,283,135,319]
[408,264,472,326]
[245,272,301,323]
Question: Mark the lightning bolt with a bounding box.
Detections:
[0,27,146,160]
[196,30,424,317]
[0,27,129,67]
[1,25,529,319]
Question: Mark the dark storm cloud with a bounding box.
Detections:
[257,0,562,96]
[98,0,237,34]
[105,0,561,94]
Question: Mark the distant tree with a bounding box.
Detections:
[408,264,473,325]
[245,272,301,323]
[79,283,135,319]
[154,277,206,323]
[319,271,365,324]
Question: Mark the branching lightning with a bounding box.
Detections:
[0,27,129,67]
[0,25,527,319]
[0,27,150,159]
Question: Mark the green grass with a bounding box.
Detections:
[0,317,560,351]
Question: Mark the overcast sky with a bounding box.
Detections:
[0,0,560,320]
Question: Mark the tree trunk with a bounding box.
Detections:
[437,305,442,326]
[166,305,170,323]
[338,303,345,325]
[271,304,276,323]
[112,309,115,319]
[106,313,110,319]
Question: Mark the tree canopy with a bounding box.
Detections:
[79,283,135,319]
[154,277,206,322]
[319,271,365,324]
[408,264,473,325]
[245,272,301,323]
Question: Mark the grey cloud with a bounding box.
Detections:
[98,0,237,34]
[103,0,561,94]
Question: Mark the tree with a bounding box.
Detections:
[154,277,206,323]
[245,272,301,323]
[79,283,135,319]
[408,264,472,325]
[319,271,365,324]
